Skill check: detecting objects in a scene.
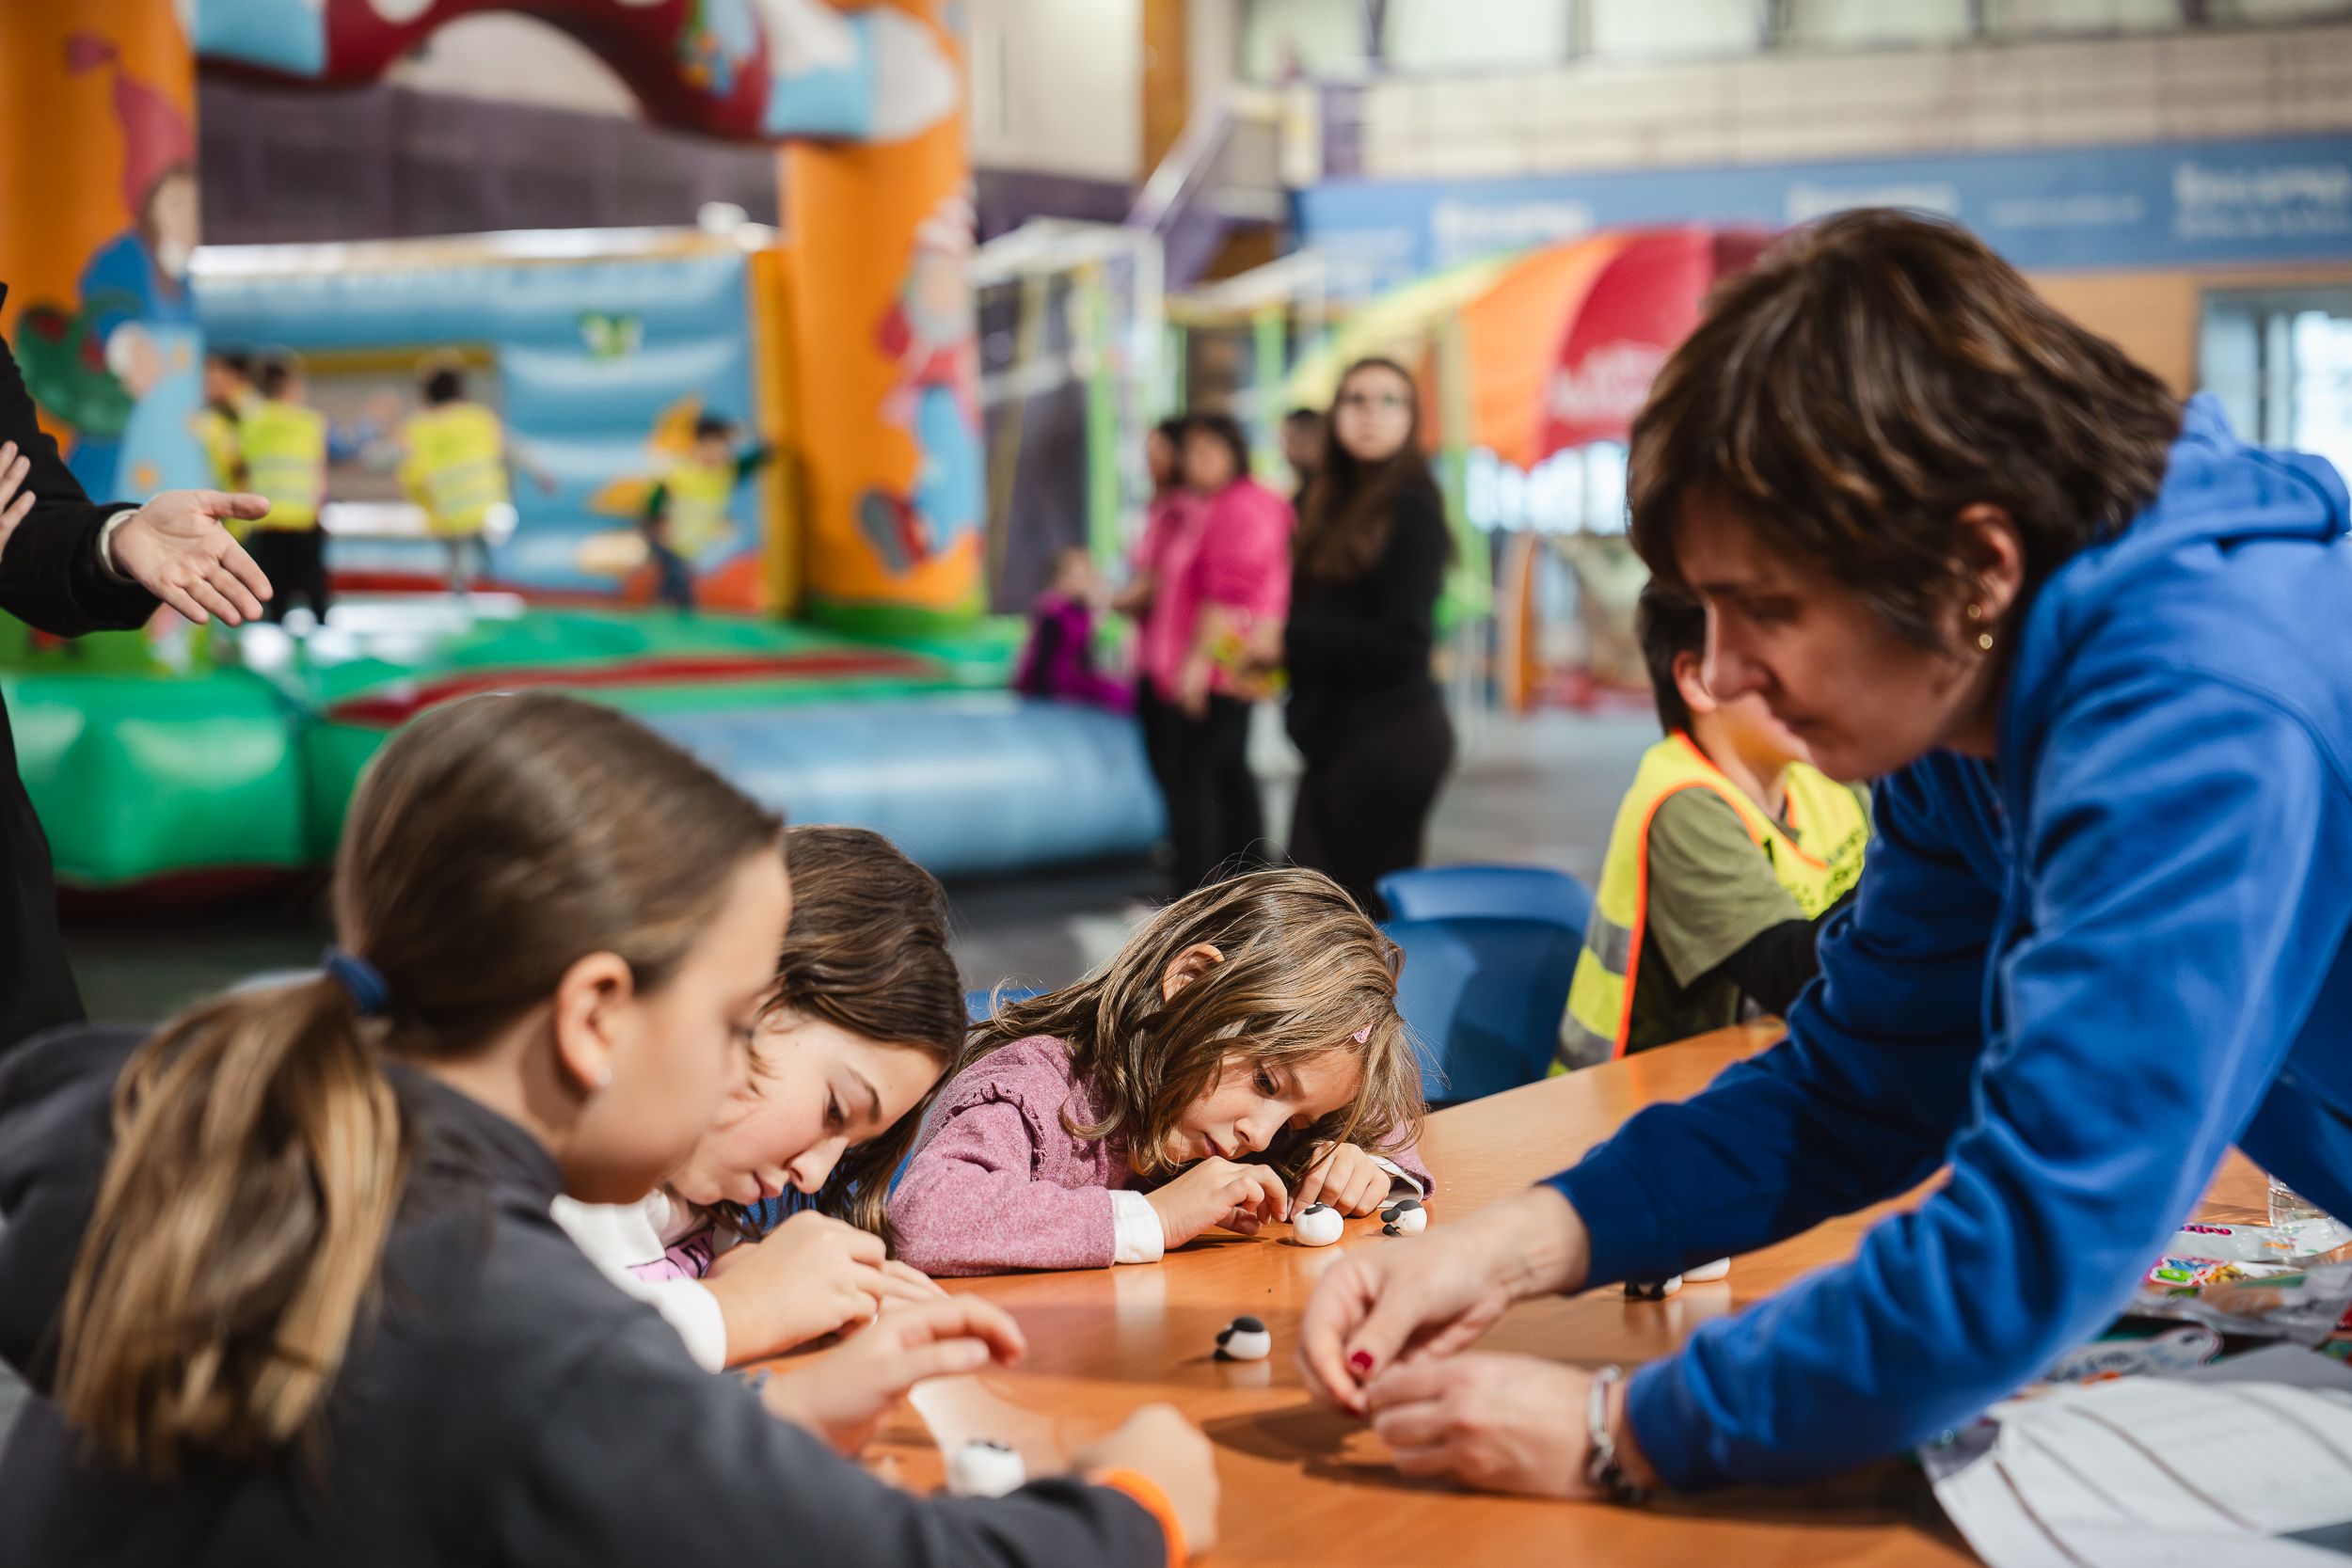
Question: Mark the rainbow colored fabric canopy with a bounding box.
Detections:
[1290,227,1770,464]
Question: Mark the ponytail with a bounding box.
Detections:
[54,690,782,1475]
[56,976,405,1474]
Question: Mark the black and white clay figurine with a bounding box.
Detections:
[1379,1197,1426,1237]
[1684,1258,1731,1282]
[1625,1275,1684,1300]
[1293,1202,1344,1246]
[1216,1315,1273,1362]
[947,1438,1027,1497]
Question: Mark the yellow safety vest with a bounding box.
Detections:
[194,402,245,490]
[400,403,510,537]
[237,400,328,531]
[659,457,737,561]
[1559,734,1870,1069]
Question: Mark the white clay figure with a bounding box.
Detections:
[1216,1315,1272,1362]
[1294,1202,1344,1246]
[947,1439,1027,1498]
[1683,1258,1731,1282]
[1379,1197,1427,1237]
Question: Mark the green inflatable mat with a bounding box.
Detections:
[3,608,1023,890]
[3,667,307,890]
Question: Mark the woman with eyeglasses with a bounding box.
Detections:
[1279,357,1456,919]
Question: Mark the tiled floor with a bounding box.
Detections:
[61,707,1656,1024]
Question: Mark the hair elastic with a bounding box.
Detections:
[322,946,392,1018]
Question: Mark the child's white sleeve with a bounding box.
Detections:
[550,1196,730,1371]
[603,1274,729,1372]
[1108,1190,1167,1264]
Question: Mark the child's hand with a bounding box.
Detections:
[1144,1157,1289,1248]
[760,1296,1026,1455]
[1074,1404,1221,1558]
[706,1212,935,1361]
[1291,1142,1393,1217]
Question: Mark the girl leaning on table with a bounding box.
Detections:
[0,693,1215,1566]
[889,867,1432,1277]
[553,824,963,1370]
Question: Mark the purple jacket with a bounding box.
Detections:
[1014,594,1132,711]
[889,1035,1432,1276]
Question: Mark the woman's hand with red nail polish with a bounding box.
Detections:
[1295,1188,1593,1418]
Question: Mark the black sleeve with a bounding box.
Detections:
[1703,892,1857,1017]
[1282,486,1446,685]
[0,308,158,637]
[506,1318,1172,1568]
[0,1028,146,1391]
[735,445,773,481]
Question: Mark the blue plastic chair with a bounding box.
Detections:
[1378,864,1592,938]
[965,985,1046,1022]
[1385,915,1584,1107]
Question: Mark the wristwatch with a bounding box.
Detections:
[1584,1364,1650,1504]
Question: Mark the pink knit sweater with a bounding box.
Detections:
[888,1035,1432,1276]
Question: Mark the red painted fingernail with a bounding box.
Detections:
[1349,1351,1375,1375]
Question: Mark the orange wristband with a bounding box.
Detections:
[1088,1465,1187,1567]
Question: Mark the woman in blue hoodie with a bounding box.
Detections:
[1297,209,2352,1498]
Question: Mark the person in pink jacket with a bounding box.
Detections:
[1115,417,1200,874]
[1123,413,1295,895]
[889,868,1432,1276]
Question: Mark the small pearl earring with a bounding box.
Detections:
[596,1066,613,1091]
[1966,602,1994,653]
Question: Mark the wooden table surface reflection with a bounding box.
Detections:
[857,1022,2268,1567]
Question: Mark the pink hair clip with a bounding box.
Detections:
[1353,1023,1374,1043]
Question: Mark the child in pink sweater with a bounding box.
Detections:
[890,868,1431,1275]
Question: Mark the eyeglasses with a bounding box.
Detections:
[1337,391,1412,412]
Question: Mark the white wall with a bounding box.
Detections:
[968,0,1144,181]
[1348,20,2352,180]
[1585,0,1755,59]
[1385,0,1570,70]
[1241,0,1365,79]
[1190,0,1243,119]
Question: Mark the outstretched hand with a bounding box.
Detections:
[106,489,275,625]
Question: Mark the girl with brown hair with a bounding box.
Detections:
[0,693,1216,1565]
[889,866,1431,1276]
[554,825,968,1370]
[1281,356,1455,918]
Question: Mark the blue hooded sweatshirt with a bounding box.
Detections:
[1549,394,2352,1490]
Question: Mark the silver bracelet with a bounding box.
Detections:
[1583,1364,1649,1505]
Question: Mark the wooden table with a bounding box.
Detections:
[866,1023,2270,1566]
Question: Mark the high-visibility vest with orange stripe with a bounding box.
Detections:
[1559,734,1869,1069]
